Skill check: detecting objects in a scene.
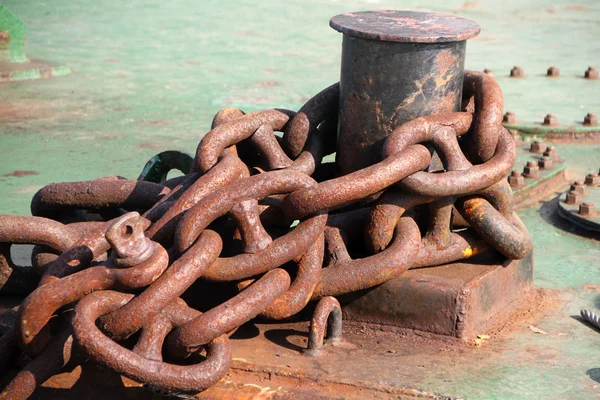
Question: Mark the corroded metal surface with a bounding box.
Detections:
[334,11,476,174]
[329,11,480,43]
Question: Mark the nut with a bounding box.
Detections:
[583,113,598,126]
[565,190,582,205]
[508,170,525,188]
[547,66,560,77]
[579,202,596,216]
[543,146,560,161]
[510,66,524,78]
[503,111,517,124]
[585,173,600,187]
[529,140,544,153]
[585,67,598,80]
[523,161,540,179]
[570,181,588,196]
[483,68,494,77]
[538,156,553,169]
[542,114,558,126]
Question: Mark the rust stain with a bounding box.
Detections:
[138,141,164,149]
[460,1,480,9]
[134,119,172,126]
[564,4,587,11]
[2,170,39,177]
[257,81,280,88]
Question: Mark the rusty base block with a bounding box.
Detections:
[339,251,534,340]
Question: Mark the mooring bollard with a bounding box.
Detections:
[330,10,480,174]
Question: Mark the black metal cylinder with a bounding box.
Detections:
[330,11,480,175]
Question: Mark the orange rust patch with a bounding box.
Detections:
[564,4,587,11]
[582,283,600,293]
[434,50,455,83]
[463,198,486,220]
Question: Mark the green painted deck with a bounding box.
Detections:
[0,0,599,399]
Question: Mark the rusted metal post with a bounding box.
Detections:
[331,11,480,174]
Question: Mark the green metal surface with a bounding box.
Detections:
[0,5,71,83]
[0,0,599,399]
[0,5,27,63]
[506,123,600,137]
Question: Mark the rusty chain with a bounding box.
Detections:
[0,70,532,399]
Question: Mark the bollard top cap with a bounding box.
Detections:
[330,10,480,43]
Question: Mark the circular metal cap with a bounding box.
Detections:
[330,10,480,43]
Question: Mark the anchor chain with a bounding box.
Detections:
[0,70,532,398]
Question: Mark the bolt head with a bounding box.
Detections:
[584,113,598,126]
[585,67,599,80]
[529,140,544,153]
[503,111,517,124]
[547,66,560,77]
[523,162,540,179]
[571,181,589,196]
[510,66,524,78]
[542,146,560,161]
[542,114,558,126]
[508,171,525,188]
[566,190,582,205]
[579,202,596,216]
[585,173,600,186]
[538,156,553,169]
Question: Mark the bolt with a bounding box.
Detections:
[523,161,540,179]
[538,156,553,169]
[583,113,598,126]
[503,111,517,124]
[570,181,588,196]
[542,114,558,126]
[585,67,598,80]
[565,190,582,205]
[529,140,544,153]
[585,173,600,186]
[508,170,525,188]
[547,66,560,77]
[579,202,596,216]
[510,66,524,78]
[543,146,560,161]
[483,68,494,77]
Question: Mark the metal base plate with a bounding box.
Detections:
[341,251,534,340]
